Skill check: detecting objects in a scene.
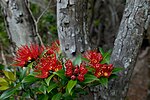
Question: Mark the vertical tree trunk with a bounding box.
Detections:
[0,0,38,49]
[95,0,150,100]
[57,0,90,58]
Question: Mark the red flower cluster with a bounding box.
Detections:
[65,60,88,82]
[34,54,62,78]
[13,44,44,67]
[84,50,103,68]
[13,40,62,79]
[84,50,113,78]
[94,64,113,78]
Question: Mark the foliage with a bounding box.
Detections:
[0,41,123,100]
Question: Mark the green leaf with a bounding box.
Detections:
[100,50,112,64]
[3,70,16,81]
[109,74,118,80]
[45,74,55,86]
[99,47,105,56]
[0,77,8,83]
[39,84,47,94]
[99,77,108,88]
[0,85,9,90]
[22,75,39,83]
[47,82,57,93]
[66,80,77,94]
[52,93,62,100]
[73,54,82,66]
[0,88,16,99]
[83,74,99,84]
[0,64,4,70]
[19,67,28,80]
[112,67,124,74]
[54,69,66,79]
[27,62,33,68]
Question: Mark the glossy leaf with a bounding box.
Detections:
[39,84,47,94]
[83,74,99,84]
[99,47,105,56]
[22,75,39,83]
[45,74,55,86]
[54,69,66,79]
[100,50,112,64]
[47,82,57,93]
[52,93,62,100]
[0,64,4,70]
[66,80,77,94]
[112,67,124,74]
[109,74,118,80]
[0,88,16,99]
[99,77,108,88]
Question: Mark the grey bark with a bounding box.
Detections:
[0,0,38,49]
[94,0,150,100]
[57,0,90,59]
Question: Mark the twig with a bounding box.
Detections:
[36,0,53,24]
[26,0,53,48]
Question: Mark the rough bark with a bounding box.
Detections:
[57,0,90,59]
[95,0,150,100]
[0,0,38,49]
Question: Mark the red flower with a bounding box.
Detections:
[77,74,84,82]
[13,44,44,67]
[84,50,102,68]
[65,60,87,82]
[79,63,88,75]
[35,70,49,79]
[94,64,113,78]
[34,54,62,79]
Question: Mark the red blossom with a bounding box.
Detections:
[84,50,103,68]
[13,44,44,67]
[65,60,88,81]
[94,64,113,78]
[77,74,84,82]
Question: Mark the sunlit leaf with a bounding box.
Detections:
[66,80,77,94]
[3,70,16,81]
[45,74,55,86]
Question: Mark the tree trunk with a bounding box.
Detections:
[0,0,38,49]
[95,0,150,100]
[57,0,90,59]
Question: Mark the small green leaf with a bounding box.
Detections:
[83,74,99,84]
[0,77,8,83]
[0,85,9,90]
[45,74,55,86]
[19,67,28,80]
[54,69,66,79]
[73,54,82,66]
[112,67,124,74]
[47,82,57,93]
[99,77,108,88]
[109,74,118,80]
[39,84,47,94]
[66,80,77,94]
[0,64,4,70]
[22,75,39,83]
[99,47,105,56]
[0,88,16,99]
[100,50,112,64]
[27,62,33,68]
[52,93,62,100]
[3,70,16,81]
